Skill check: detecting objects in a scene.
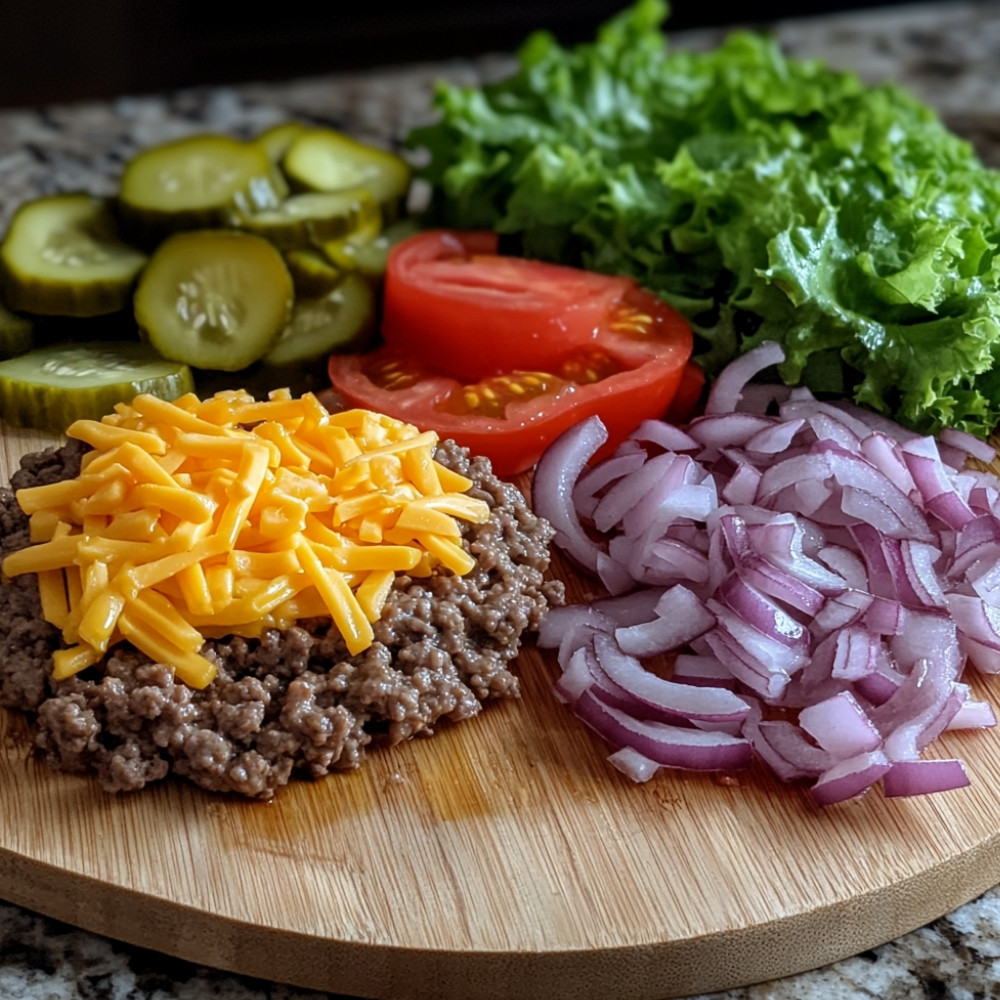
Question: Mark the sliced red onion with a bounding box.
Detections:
[816,545,868,591]
[532,414,607,573]
[851,524,940,608]
[798,691,882,756]
[853,659,905,705]
[624,536,711,587]
[591,630,748,725]
[739,554,825,615]
[782,396,878,441]
[839,486,922,540]
[970,561,1000,605]
[704,340,787,416]
[860,432,918,495]
[688,413,781,449]
[536,604,612,664]
[829,627,882,681]
[868,658,964,754]
[708,599,809,676]
[714,510,752,561]
[573,450,647,519]
[779,394,860,435]
[535,340,1000,804]
[574,691,753,771]
[961,636,1000,674]
[554,645,601,704]
[829,399,919,442]
[755,720,834,779]
[614,585,716,657]
[812,589,873,634]
[947,594,1000,652]
[926,491,977,532]
[556,639,686,723]
[882,758,970,797]
[738,381,793,414]
[720,463,762,505]
[748,517,848,593]
[865,596,906,635]
[596,550,639,596]
[756,452,831,507]
[949,540,1000,583]
[969,482,1000,515]
[701,626,792,701]
[716,572,808,648]
[947,697,997,729]
[947,513,1000,580]
[810,750,893,806]
[822,443,934,541]
[627,419,699,453]
[955,514,1000,560]
[741,699,819,781]
[938,426,998,465]
[673,653,735,688]
[588,588,672,627]
[592,451,686,532]
[901,436,978,529]
[887,610,961,676]
[622,480,718,544]
[607,746,661,783]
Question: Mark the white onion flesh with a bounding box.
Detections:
[533,341,1000,805]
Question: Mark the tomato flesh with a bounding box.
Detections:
[328,230,697,477]
[381,230,629,380]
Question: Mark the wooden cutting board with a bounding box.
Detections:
[3,420,1000,1000]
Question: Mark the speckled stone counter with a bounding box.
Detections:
[4,3,1000,998]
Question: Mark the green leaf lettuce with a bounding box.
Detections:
[409,0,1000,437]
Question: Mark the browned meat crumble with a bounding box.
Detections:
[0,438,563,800]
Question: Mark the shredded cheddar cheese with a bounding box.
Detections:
[2,390,491,689]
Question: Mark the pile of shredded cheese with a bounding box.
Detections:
[2,389,491,689]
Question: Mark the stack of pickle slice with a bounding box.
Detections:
[0,123,418,431]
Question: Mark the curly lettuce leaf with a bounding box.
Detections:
[409,0,1000,437]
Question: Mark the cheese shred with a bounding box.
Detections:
[3,391,491,689]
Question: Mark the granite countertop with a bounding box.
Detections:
[4,2,1000,998]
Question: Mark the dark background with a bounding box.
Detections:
[1,0,922,109]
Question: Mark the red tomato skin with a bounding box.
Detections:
[381,230,630,381]
[665,361,706,423]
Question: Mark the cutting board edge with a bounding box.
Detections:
[3,820,999,1000]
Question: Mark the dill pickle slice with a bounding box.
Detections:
[195,274,375,399]
[323,216,421,280]
[134,230,294,372]
[0,193,147,318]
[0,297,35,359]
[282,128,411,222]
[283,247,344,297]
[264,273,375,367]
[118,134,288,247]
[255,121,307,163]
[236,188,381,251]
[0,341,194,433]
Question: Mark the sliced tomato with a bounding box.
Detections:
[328,231,696,477]
[382,230,631,380]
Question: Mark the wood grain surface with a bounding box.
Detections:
[3,420,1000,1000]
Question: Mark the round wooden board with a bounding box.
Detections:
[3,422,1000,1000]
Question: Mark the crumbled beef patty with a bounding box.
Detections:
[0,438,563,800]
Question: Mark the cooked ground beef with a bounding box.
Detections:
[0,438,563,800]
